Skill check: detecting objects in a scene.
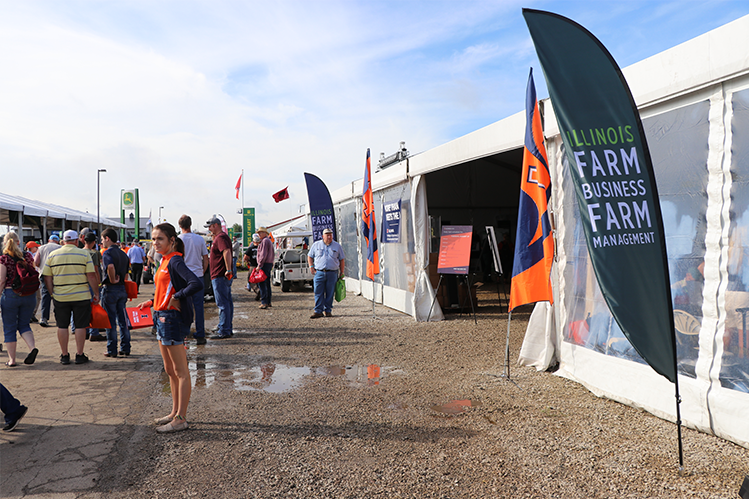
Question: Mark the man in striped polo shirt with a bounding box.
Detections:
[42,230,100,365]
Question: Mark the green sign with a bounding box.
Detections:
[122,190,135,208]
[243,208,255,247]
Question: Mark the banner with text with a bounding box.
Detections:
[524,9,677,382]
[242,208,255,247]
[304,173,336,242]
[381,199,401,243]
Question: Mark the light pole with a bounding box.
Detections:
[159,206,164,224]
[97,169,107,235]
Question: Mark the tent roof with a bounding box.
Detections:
[0,191,126,228]
[266,214,308,236]
[329,13,749,203]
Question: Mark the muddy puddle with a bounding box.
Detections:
[159,360,402,394]
[430,399,482,415]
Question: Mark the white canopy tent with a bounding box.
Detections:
[0,191,125,243]
[518,14,749,448]
[320,14,749,447]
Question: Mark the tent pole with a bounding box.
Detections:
[504,310,513,379]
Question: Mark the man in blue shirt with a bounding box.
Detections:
[128,240,146,291]
[306,228,345,319]
[101,229,131,357]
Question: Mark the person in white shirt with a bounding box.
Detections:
[178,215,209,345]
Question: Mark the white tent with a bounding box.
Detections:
[326,14,749,447]
[0,191,126,243]
[521,15,749,449]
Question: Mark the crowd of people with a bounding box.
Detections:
[1,216,346,434]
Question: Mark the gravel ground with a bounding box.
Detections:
[94,279,748,499]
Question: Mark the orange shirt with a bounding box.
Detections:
[153,252,181,311]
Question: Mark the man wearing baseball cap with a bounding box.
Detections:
[255,227,274,310]
[307,228,345,318]
[205,216,234,338]
[42,230,99,365]
[33,234,61,327]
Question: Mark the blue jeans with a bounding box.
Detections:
[211,277,233,336]
[154,310,189,346]
[102,285,130,355]
[313,271,338,314]
[39,278,52,322]
[258,263,273,306]
[2,289,35,342]
[191,276,206,338]
[1,382,25,425]
[232,257,238,280]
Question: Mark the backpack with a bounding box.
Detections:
[11,254,40,297]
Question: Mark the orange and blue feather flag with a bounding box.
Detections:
[362,149,380,280]
[509,69,554,310]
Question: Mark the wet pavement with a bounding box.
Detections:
[0,282,429,497]
[3,280,747,498]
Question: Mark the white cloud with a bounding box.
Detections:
[1,0,747,231]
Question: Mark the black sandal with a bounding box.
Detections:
[24,348,38,365]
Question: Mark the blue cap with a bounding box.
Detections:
[50,234,60,242]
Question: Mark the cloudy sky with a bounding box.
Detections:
[2,0,748,231]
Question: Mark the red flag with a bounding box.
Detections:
[509,69,553,310]
[361,149,379,280]
[272,187,290,203]
[235,173,242,199]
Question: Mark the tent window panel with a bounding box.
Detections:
[560,98,712,377]
[373,183,414,292]
[337,201,359,279]
[562,207,646,365]
[643,100,710,379]
[721,88,749,393]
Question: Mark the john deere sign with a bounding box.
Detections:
[120,188,140,241]
[122,190,136,209]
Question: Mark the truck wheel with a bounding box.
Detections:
[281,274,291,292]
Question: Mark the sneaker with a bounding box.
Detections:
[2,406,28,432]
[40,320,50,328]
[195,337,207,345]
[60,353,71,365]
[209,334,230,340]
[74,353,89,365]
[30,316,39,323]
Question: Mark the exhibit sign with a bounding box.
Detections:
[381,199,402,243]
[437,225,472,275]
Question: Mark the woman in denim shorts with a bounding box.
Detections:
[1,232,38,367]
[137,223,202,433]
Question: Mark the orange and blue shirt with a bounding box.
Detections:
[153,252,180,311]
[151,251,203,324]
